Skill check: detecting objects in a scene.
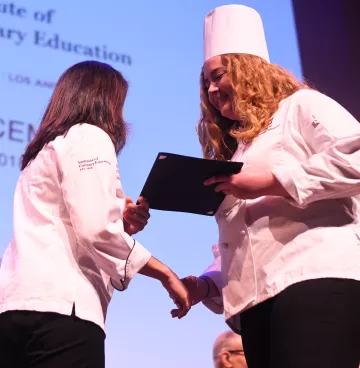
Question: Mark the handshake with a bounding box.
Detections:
[123,196,217,319]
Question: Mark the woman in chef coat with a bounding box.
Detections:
[0,60,190,368]
[182,5,360,368]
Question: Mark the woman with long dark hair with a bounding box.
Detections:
[0,60,190,367]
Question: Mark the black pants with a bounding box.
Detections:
[0,306,105,368]
[240,278,360,368]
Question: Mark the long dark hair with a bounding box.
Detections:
[21,60,129,170]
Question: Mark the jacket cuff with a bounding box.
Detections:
[111,240,152,291]
[200,272,223,314]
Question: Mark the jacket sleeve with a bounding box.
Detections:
[200,243,223,314]
[57,127,151,291]
[272,90,360,208]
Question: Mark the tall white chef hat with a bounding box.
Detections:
[203,4,270,64]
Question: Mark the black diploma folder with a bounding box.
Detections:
[139,152,243,216]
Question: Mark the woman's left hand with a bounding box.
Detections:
[123,196,150,235]
[204,168,289,200]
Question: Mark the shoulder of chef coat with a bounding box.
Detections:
[272,90,360,207]
[288,89,360,147]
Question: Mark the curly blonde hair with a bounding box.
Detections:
[198,54,309,160]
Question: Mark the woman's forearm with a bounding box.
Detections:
[139,256,171,283]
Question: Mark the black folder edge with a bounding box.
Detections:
[138,152,243,216]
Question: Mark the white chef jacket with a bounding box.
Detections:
[0,124,152,332]
[201,89,360,333]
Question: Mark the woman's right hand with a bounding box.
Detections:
[181,275,210,306]
[138,256,191,318]
[161,271,191,319]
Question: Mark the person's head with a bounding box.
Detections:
[198,5,308,161]
[21,60,128,170]
[213,331,247,368]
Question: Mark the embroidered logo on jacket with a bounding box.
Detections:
[78,157,111,171]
